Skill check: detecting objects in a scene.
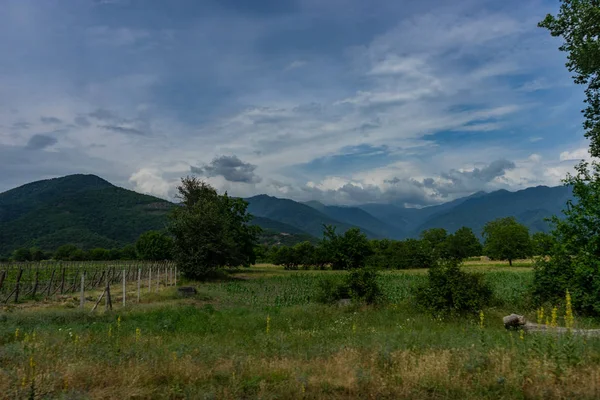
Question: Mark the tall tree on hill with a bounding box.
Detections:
[482,217,531,266]
[420,228,449,258]
[168,177,260,279]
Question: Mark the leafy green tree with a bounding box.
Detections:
[482,217,532,266]
[420,228,448,257]
[12,248,31,261]
[531,232,557,256]
[395,239,435,269]
[135,231,174,261]
[88,248,110,261]
[29,247,45,261]
[539,1,600,157]
[54,244,80,261]
[168,176,260,279]
[293,241,315,268]
[445,227,482,260]
[119,244,138,260]
[533,162,600,314]
[321,225,373,270]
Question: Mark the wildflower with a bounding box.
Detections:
[15,328,19,340]
[266,315,271,335]
[74,335,80,344]
[519,330,524,340]
[536,307,545,325]
[172,352,178,361]
[29,356,35,370]
[352,322,357,334]
[565,290,574,329]
[117,316,121,329]
[135,328,141,342]
[551,306,558,328]
[108,325,112,338]
[479,310,485,329]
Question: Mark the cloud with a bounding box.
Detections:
[25,134,57,150]
[560,148,590,161]
[286,60,307,70]
[89,109,117,121]
[129,168,174,199]
[74,116,91,127]
[99,124,146,136]
[40,116,62,124]
[191,155,261,183]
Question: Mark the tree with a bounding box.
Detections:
[445,227,482,260]
[539,1,600,156]
[420,228,448,258]
[135,231,174,261]
[533,162,600,314]
[531,232,557,256]
[29,247,45,261]
[482,217,532,266]
[119,244,138,260]
[54,244,80,261]
[12,248,31,262]
[88,248,110,261]
[321,225,373,270]
[168,176,260,279]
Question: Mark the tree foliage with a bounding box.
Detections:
[445,227,482,260]
[321,225,373,270]
[540,0,600,156]
[533,162,600,314]
[482,217,531,265]
[416,259,493,315]
[168,177,260,279]
[135,230,174,260]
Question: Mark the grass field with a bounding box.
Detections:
[1,261,599,399]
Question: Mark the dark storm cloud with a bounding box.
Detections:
[100,125,146,136]
[191,155,261,183]
[40,116,62,124]
[25,134,58,150]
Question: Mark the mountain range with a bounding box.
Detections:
[0,174,573,256]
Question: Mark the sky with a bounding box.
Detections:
[0,0,594,207]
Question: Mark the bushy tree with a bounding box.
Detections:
[88,248,110,261]
[135,230,174,261]
[531,232,557,256]
[168,177,260,279]
[119,244,138,260]
[396,239,435,269]
[533,162,600,314]
[482,217,532,266]
[12,248,31,262]
[416,259,493,315]
[53,244,80,261]
[445,227,482,260]
[29,247,45,261]
[420,228,449,258]
[321,226,373,270]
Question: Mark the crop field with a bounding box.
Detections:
[1,261,599,399]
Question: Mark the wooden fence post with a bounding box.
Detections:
[80,272,85,309]
[60,266,66,294]
[32,267,39,299]
[46,269,55,298]
[122,269,126,307]
[137,268,141,303]
[14,268,23,303]
[0,270,6,294]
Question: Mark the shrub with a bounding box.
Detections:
[315,268,383,305]
[415,259,493,315]
[346,268,383,305]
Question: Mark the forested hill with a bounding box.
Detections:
[0,174,574,256]
[0,174,313,255]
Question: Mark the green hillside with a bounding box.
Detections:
[0,175,318,256]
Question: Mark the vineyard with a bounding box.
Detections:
[0,261,177,304]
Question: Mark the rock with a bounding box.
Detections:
[503,314,526,329]
[337,298,351,307]
[177,286,197,297]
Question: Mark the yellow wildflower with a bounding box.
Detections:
[565,290,574,329]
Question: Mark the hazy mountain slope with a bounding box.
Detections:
[245,195,379,239]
